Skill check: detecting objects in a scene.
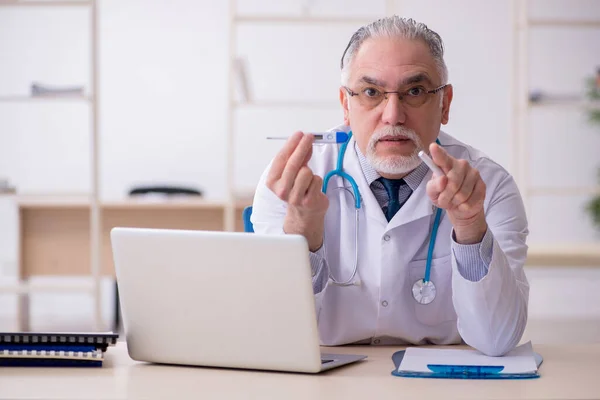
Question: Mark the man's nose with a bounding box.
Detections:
[381,93,407,125]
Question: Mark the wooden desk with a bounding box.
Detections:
[1,342,599,399]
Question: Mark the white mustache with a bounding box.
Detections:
[369,126,419,144]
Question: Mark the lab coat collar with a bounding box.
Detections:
[343,135,436,230]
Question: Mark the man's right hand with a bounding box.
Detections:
[266,131,329,252]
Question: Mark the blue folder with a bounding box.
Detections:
[391,350,543,379]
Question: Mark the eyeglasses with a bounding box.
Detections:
[344,84,448,109]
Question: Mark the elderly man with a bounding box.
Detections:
[251,16,529,356]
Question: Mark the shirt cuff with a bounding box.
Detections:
[309,246,328,294]
[451,227,494,282]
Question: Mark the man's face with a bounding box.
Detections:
[339,36,453,178]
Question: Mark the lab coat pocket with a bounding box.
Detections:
[408,255,456,326]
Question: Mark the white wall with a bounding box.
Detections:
[1,0,599,321]
[393,0,514,170]
[99,0,230,201]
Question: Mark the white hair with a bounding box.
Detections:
[340,16,448,86]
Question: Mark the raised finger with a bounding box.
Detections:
[457,177,486,214]
[426,175,448,205]
[267,131,304,182]
[304,175,326,208]
[451,167,479,207]
[429,142,454,175]
[281,134,314,184]
[288,166,314,206]
[437,160,468,208]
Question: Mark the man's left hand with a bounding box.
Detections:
[425,142,487,245]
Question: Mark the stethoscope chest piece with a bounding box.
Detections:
[412,279,436,305]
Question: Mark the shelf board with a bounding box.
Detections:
[234,100,340,109]
[528,99,600,109]
[0,0,91,6]
[527,186,600,196]
[527,244,600,267]
[0,280,94,294]
[102,198,229,210]
[15,195,254,210]
[17,195,91,208]
[0,95,92,103]
[528,19,600,28]
[234,15,372,25]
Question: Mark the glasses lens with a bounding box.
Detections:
[404,93,428,107]
[403,87,432,107]
[356,87,385,109]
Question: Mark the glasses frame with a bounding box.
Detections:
[344,83,449,108]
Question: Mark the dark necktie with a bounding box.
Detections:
[378,178,407,221]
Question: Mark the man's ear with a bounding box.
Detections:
[339,86,350,126]
[441,84,453,125]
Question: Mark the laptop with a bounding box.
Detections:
[110,227,367,373]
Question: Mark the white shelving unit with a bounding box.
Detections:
[0,0,102,330]
[513,0,600,266]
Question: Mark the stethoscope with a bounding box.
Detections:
[321,131,443,305]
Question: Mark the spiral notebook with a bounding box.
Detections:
[0,332,118,367]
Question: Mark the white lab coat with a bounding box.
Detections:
[251,129,529,356]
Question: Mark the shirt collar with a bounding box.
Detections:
[354,140,429,191]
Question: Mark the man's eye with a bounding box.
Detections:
[407,87,425,96]
[363,88,381,97]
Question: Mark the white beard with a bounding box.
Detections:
[366,126,424,175]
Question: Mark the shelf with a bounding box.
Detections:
[528,19,600,28]
[0,0,91,6]
[234,15,372,25]
[234,100,340,109]
[0,95,92,103]
[17,195,91,208]
[15,195,252,210]
[527,244,600,267]
[527,187,600,196]
[104,198,251,210]
[528,99,600,110]
[0,280,94,294]
[102,198,229,210]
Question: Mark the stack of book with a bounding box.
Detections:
[0,332,119,367]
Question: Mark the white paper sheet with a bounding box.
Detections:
[398,341,538,374]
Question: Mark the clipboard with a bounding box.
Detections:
[391,349,543,380]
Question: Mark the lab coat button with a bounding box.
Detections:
[381,300,388,307]
[383,235,390,242]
